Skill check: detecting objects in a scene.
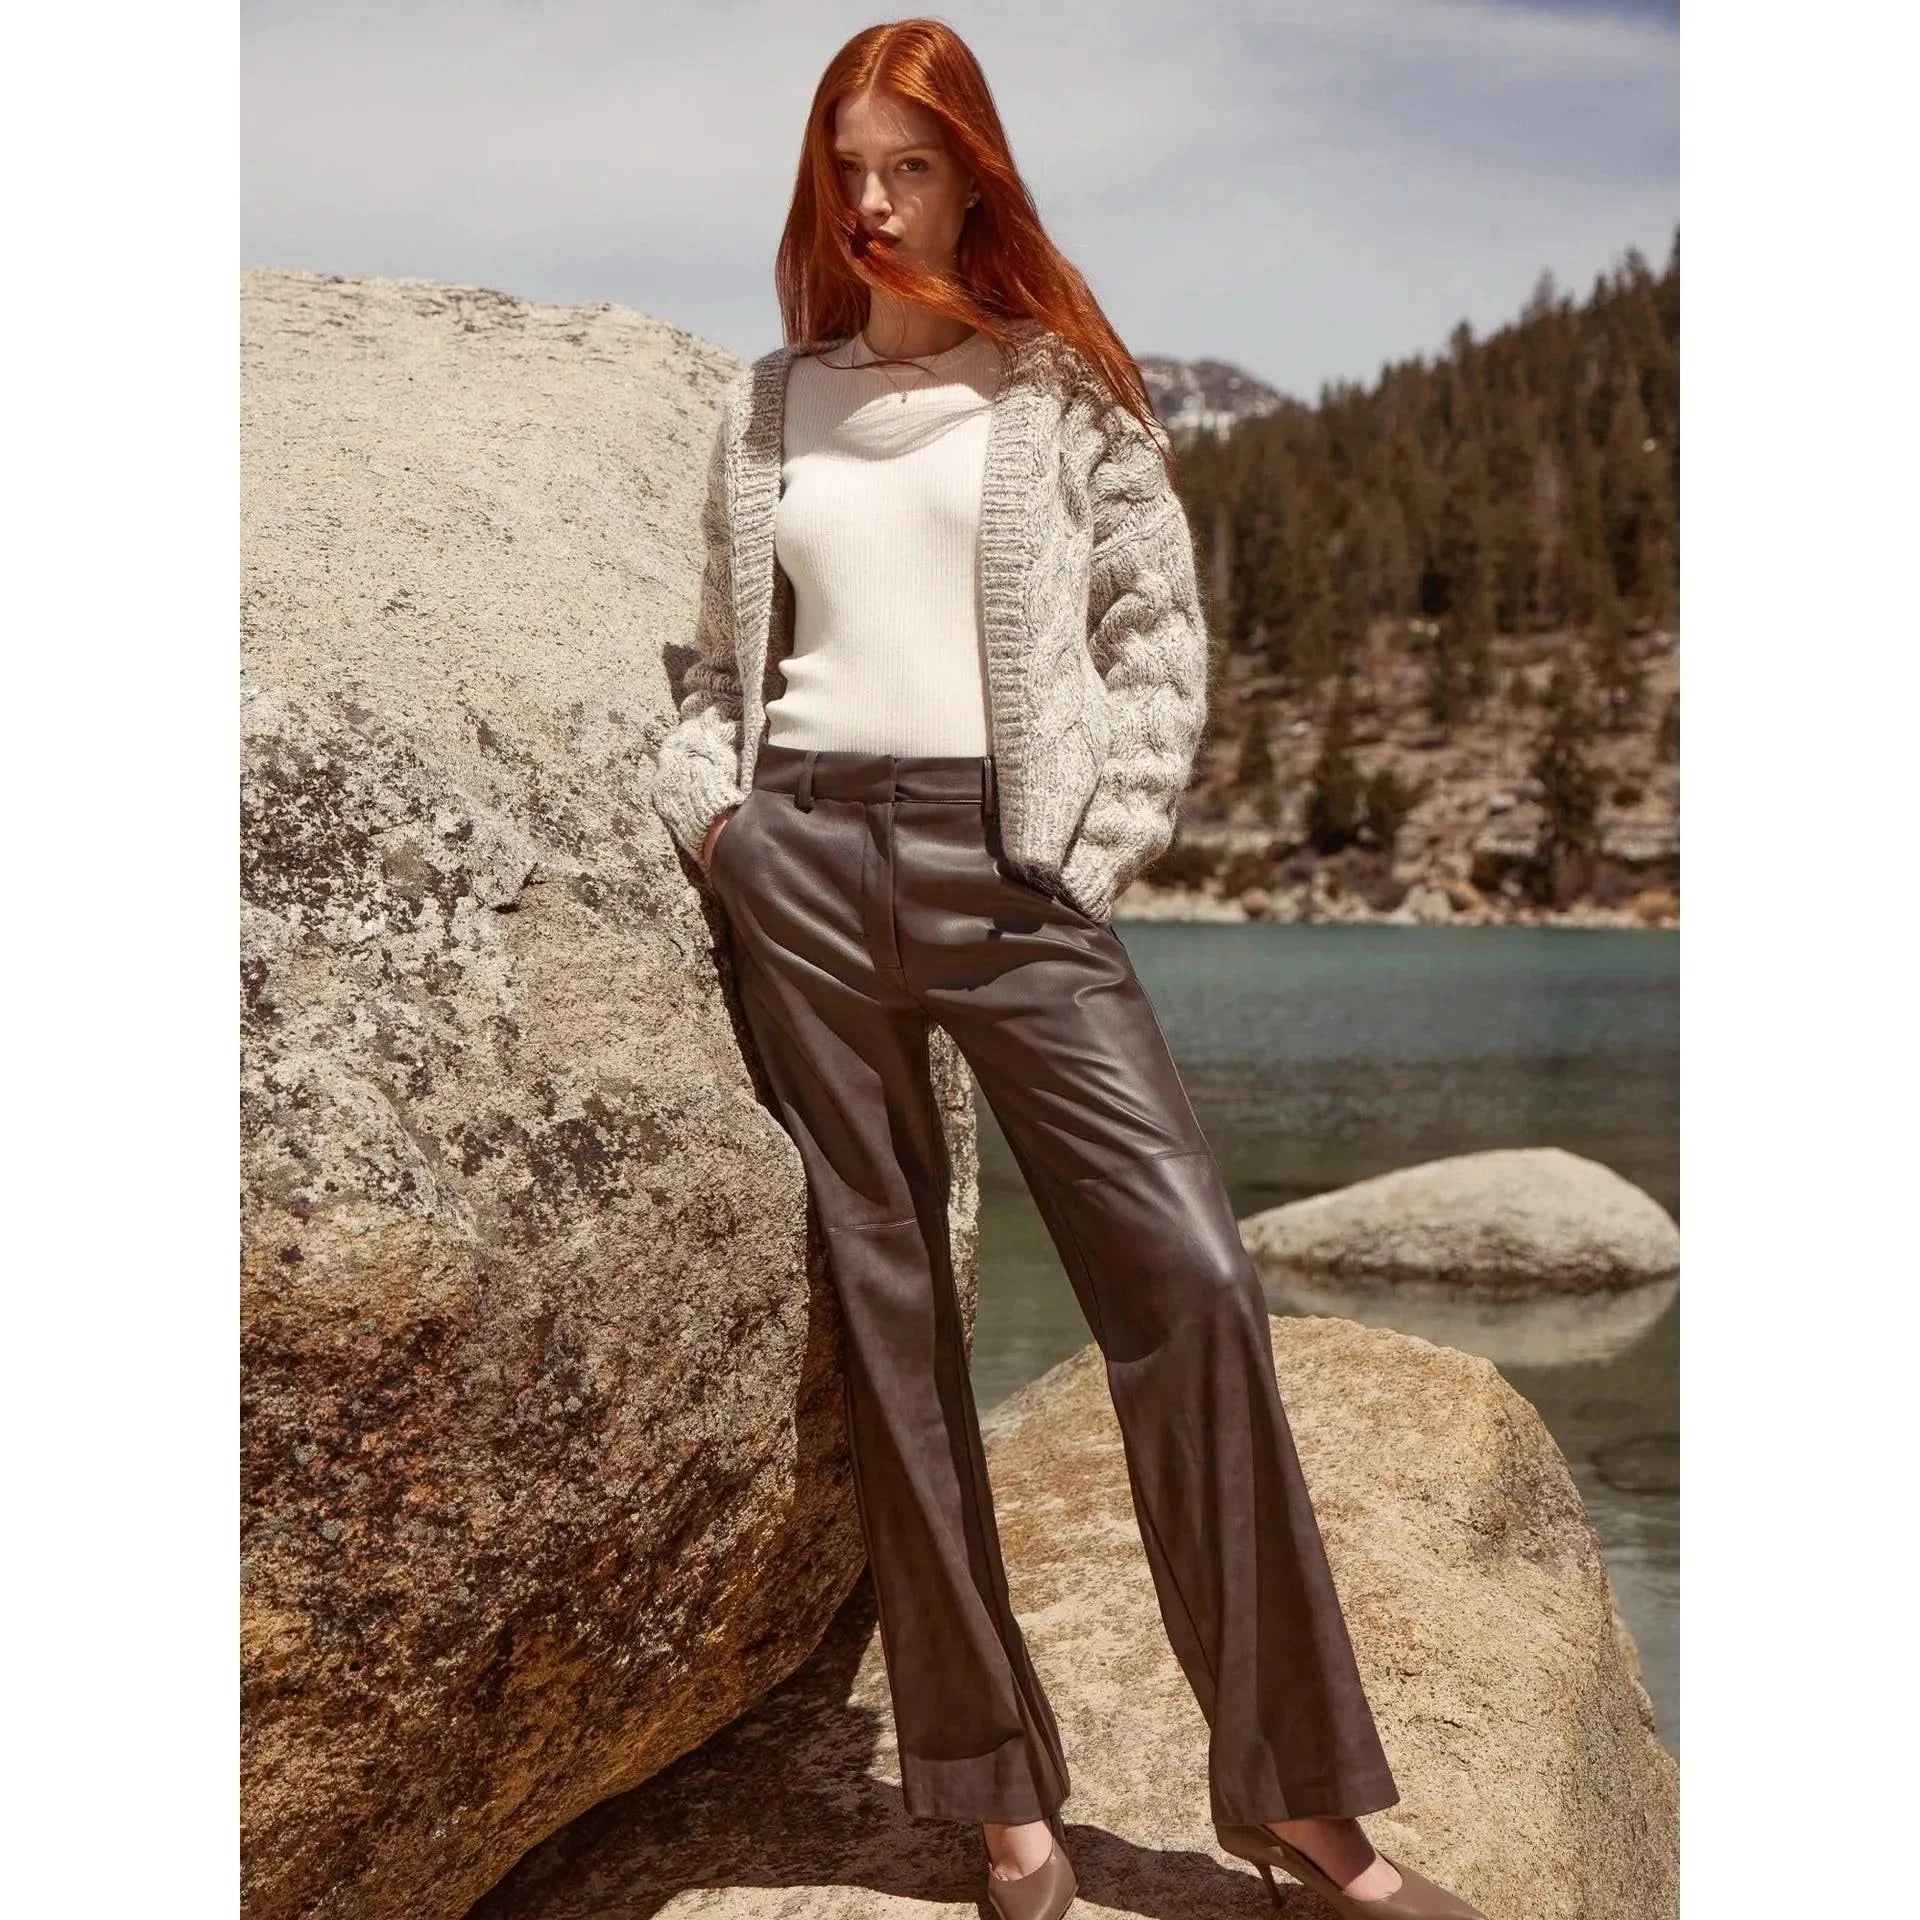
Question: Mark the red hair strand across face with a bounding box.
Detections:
[773,17,1171,463]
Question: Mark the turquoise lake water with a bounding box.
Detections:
[967,922,1680,1758]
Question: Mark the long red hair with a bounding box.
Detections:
[773,17,1170,462]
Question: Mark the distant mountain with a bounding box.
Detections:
[1138,354,1297,437]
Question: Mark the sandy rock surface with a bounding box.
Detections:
[469,1319,1676,1919]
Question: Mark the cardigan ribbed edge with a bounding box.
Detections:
[651,318,1208,921]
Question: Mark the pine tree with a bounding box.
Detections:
[1603,377,1662,611]
[1529,661,1602,905]
[1584,580,1646,731]
[1362,763,1419,855]
[1655,692,1680,764]
[1562,430,1608,626]
[1234,707,1275,797]
[1306,673,1366,853]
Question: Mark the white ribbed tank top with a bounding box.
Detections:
[765,327,1002,755]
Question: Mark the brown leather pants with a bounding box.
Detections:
[706,743,1401,1828]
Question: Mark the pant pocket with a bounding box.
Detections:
[706,790,759,885]
[999,861,1101,928]
[984,814,1100,927]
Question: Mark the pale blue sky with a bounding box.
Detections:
[241,0,1678,399]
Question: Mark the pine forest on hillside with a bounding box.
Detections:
[1157,230,1680,925]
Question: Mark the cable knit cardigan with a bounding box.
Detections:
[650,316,1210,922]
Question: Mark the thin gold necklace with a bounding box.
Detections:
[850,330,952,403]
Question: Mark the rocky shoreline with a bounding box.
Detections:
[1116,876,1679,929]
[1154,621,1682,932]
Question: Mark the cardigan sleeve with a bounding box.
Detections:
[650,387,752,866]
[1056,406,1211,919]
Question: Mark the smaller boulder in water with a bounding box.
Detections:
[1242,1146,1678,1293]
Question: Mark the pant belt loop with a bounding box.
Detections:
[982,754,997,815]
[797,749,817,811]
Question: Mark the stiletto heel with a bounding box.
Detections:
[1214,1821,1487,1919]
[1255,1858,1284,1908]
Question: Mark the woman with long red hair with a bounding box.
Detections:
[651,20,1485,1920]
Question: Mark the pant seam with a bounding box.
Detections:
[822,1141,1060,1822]
[1066,1142,1212,1188]
[933,1051,1064,1820]
[885,798,906,977]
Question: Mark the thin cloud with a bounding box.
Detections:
[242,0,1677,394]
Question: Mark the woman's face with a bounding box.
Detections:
[832,88,975,272]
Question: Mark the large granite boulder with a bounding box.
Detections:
[1243,1147,1680,1293]
[469,1318,1677,1919]
[240,266,982,1920]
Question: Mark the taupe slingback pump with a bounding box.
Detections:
[1214,1821,1488,1918]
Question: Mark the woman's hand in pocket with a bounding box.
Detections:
[700,805,741,872]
